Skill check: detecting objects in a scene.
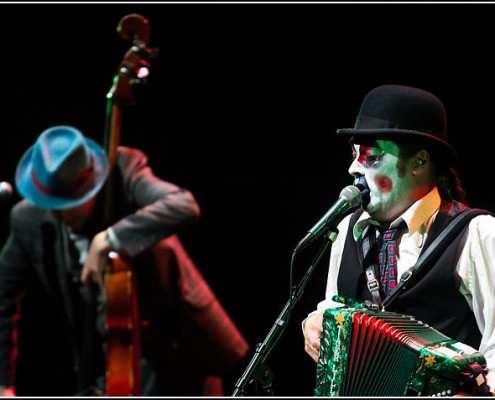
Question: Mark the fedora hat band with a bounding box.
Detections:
[30,154,95,198]
[355,115,437,135]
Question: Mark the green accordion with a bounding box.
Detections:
[314,296,490,397]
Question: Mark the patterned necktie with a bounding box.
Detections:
[378,222,405,296]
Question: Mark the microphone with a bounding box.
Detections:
[0,181,13,202]
[294,185,362,253]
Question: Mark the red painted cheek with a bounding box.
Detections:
[375,175,393,193]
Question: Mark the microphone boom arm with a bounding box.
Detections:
[232,230,337,396]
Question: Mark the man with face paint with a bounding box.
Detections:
[302,85,495,395]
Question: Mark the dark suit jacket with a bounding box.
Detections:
[0,146,249,395]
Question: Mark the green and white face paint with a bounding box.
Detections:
[348,140,417,224]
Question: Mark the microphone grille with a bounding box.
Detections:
[340,185,362,207]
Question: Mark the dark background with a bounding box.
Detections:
[1,2,495,396]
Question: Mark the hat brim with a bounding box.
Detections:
[15,138,109,210]
[336,127,458,162]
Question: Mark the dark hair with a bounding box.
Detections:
[397,142,467,203]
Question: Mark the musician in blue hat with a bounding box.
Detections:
[0,125,249,396]
[302,85,495,396]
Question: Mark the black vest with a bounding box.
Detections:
[337,201,482,348]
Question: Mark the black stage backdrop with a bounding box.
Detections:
[1,2,494,396]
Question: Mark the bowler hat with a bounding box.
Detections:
[337,84,458,162]
[15,125,109,210]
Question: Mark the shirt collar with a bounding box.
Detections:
[353,186,442,241]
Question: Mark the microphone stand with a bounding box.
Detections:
[232,229,338,396]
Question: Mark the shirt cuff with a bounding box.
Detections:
[106,227,123,252]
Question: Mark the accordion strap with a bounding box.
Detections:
[382,208,494,309]
[365,265,382,306]
[361,227,382,306]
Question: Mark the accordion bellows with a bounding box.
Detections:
[315,296,490,397]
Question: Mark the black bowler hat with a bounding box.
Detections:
[337,84,458,162]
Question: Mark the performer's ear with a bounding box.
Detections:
[414,150,429,169]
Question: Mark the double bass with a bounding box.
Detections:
[102,14,158,396]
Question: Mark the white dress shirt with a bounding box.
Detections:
[312,187,495,391]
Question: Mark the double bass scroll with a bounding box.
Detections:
[104,13,158,169]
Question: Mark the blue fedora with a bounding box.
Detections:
[15,125,109,210]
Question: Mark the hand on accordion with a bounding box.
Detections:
[303,311,324,363]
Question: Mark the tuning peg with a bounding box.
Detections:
[144,47,159,62]
[131,41,159,62]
